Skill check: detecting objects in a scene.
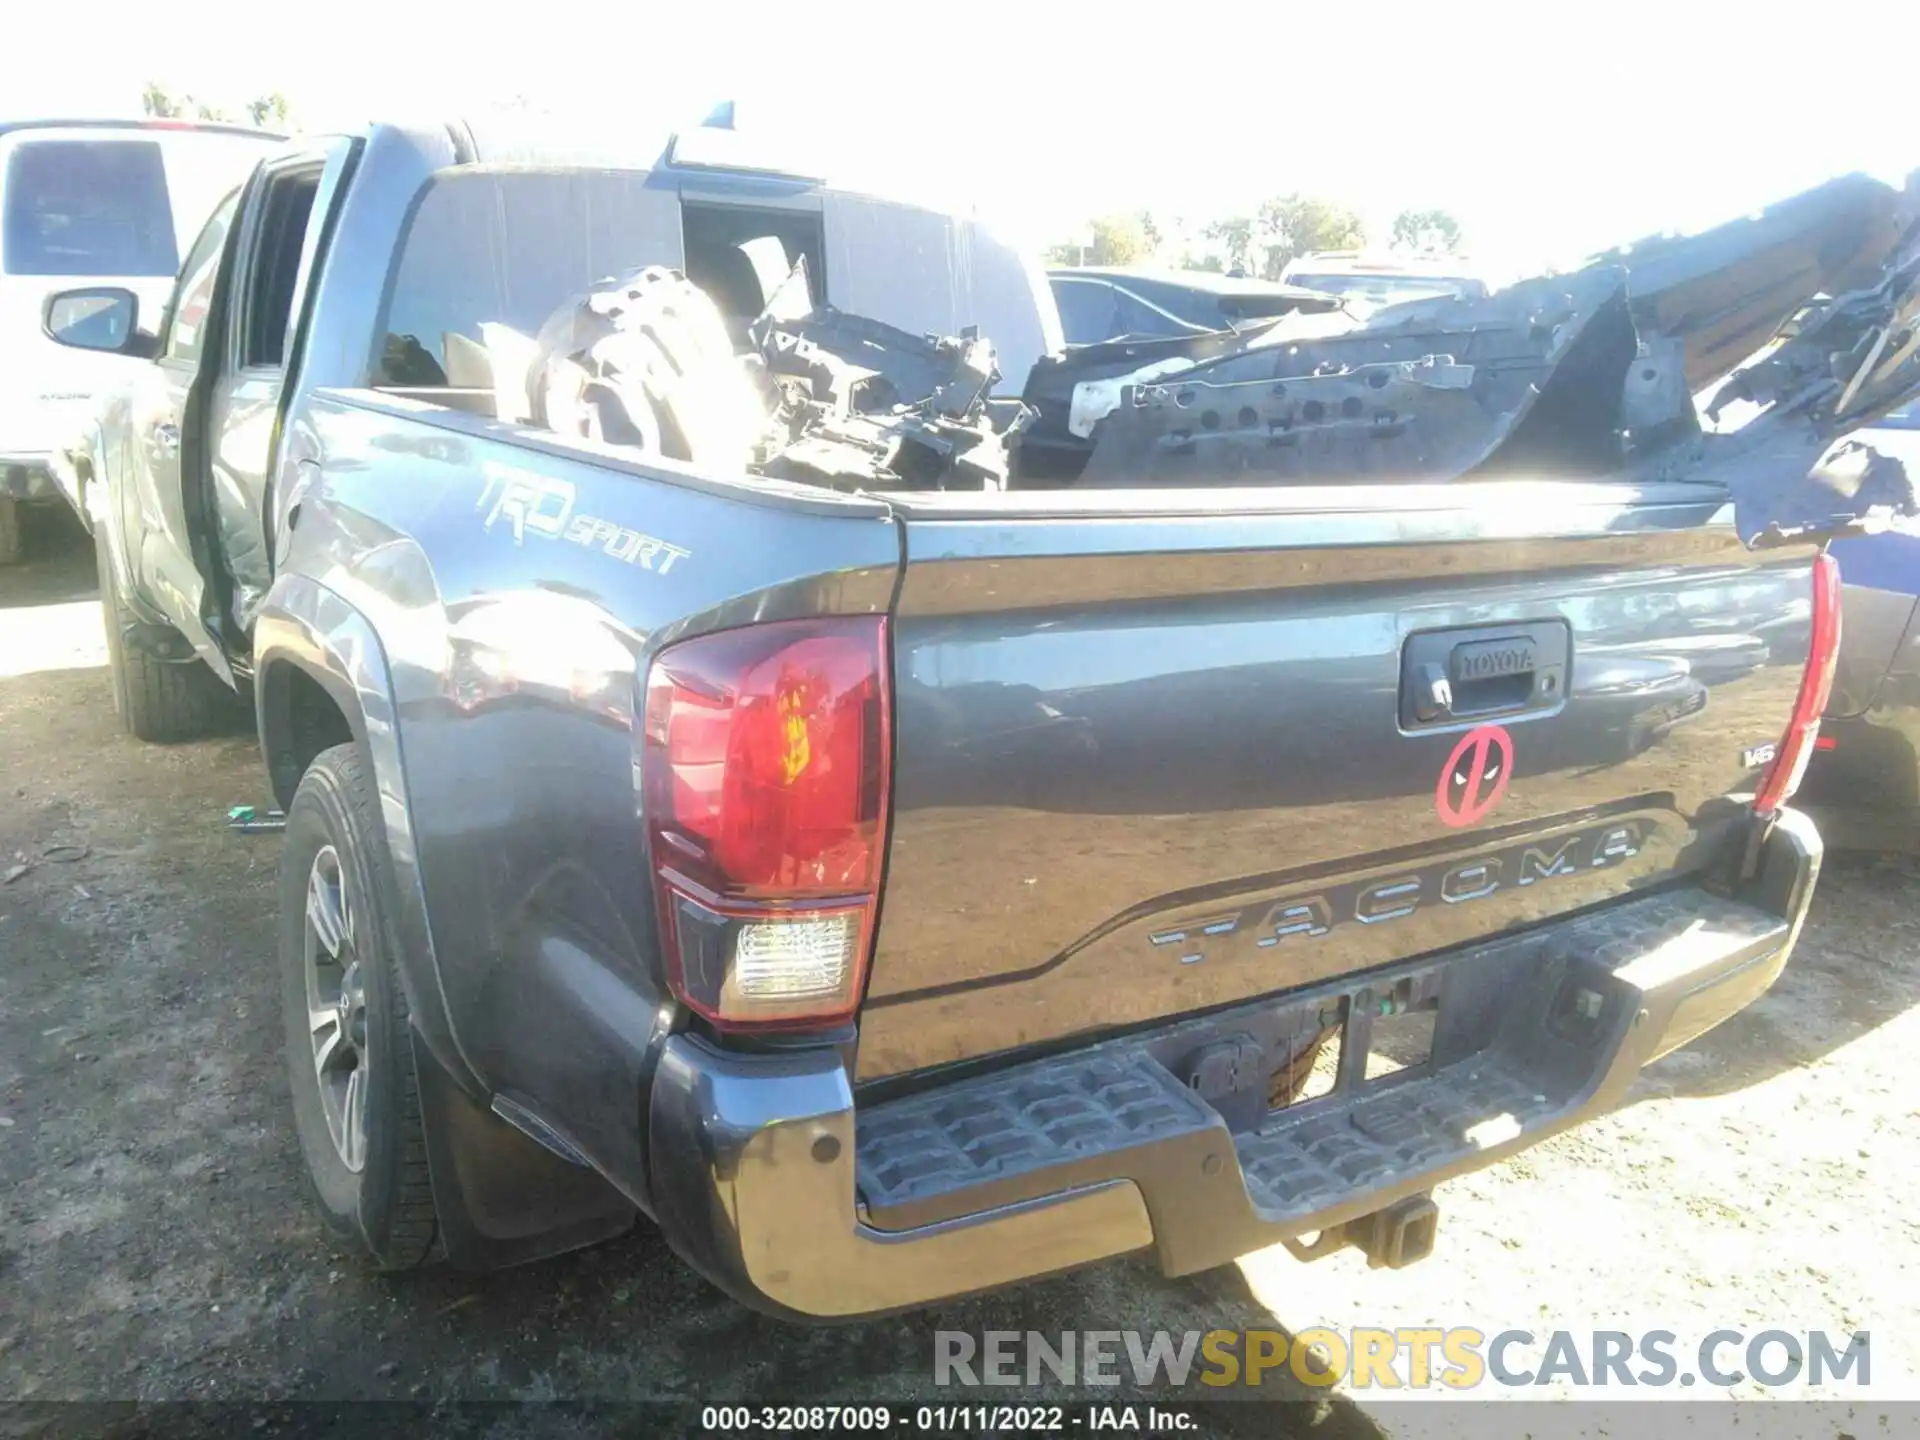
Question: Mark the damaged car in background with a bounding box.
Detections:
[42,116,1920,1321]
[1020,171,1920,546]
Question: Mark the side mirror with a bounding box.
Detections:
[42,287,155,358]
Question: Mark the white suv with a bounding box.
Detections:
[0,118,278,561]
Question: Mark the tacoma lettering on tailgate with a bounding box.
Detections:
[1149,819,1647,964]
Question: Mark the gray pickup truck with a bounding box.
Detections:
[43,118,1920,1319]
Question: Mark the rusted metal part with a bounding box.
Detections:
[1664,205,1920,545]
[1598,171,1915,394]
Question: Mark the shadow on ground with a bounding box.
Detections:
[1630,848,1920,1105]
[0,504,96,607]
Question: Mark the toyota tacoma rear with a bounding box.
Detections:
[44,117,1920,1318]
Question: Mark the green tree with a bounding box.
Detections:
[141,82,183,118]
[1202,215,1256,274]
[1086,213,1150,266]
[1138,210,1163,254]
[191,99,229,121]
[247,93,293,129]
[1048,213,1153,268]
[1389,208,1464,255]
[1252,193,1366,280]
[1202,197,1365,278]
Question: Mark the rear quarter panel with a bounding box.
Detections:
[265,392,899,1190]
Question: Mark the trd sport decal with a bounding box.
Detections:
[1436,723,1513,828]
[476,461,691,575]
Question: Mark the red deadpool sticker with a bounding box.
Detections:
[1435,723,1513,828]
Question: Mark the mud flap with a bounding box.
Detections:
[412,1032,638,1269]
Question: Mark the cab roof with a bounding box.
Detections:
[0,116,286,142]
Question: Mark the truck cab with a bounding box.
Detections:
[50,117,1060,736]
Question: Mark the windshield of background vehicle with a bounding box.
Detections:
[1283,272,1484,305]
[1,131,272,278]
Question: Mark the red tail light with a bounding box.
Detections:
[1753,551,1842,817]
[642,616,890,1031]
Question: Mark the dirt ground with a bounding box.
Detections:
[2,511,1916,1434]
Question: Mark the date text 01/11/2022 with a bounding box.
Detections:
[697,1404,1198,1431]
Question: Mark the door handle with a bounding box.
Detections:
[152,422,180,458]
[1413,661,1454,721]
[1400,621,1571,731]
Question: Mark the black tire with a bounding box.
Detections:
[279,742,438,1270]
[94,535,234,742]
[529,264,758,464]
[0,497,21,565]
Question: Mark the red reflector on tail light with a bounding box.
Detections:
[1754,551,1841,817]
[642,617,890,1030]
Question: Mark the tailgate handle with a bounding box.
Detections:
[1449,637,1538,712]
[1401,621,1570,730]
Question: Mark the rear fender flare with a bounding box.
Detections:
[252,572,482,1098]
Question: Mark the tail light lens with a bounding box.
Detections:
[1754,550,1842,817]
[642,616,890,1031]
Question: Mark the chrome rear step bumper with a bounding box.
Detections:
[647,811,1818,1320]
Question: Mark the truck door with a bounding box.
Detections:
[123,139,354,680]
[118,189,237,677]
[200,139,357,640]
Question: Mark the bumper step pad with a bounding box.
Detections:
[1234,1056,1546,1218]
[856,886,1790,1259]
[858,1057,1218,1229]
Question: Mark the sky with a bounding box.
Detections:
[13,0,1919,277]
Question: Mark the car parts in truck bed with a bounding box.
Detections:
[526,264,1028,492]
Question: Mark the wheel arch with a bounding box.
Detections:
[255,576,638,1267]
[252,574,483,1102]
[259,649,364,811]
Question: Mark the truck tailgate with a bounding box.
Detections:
[857,482,1811,1080]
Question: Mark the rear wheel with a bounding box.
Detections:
[279,743,438,1270]
[94,535,234,742]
